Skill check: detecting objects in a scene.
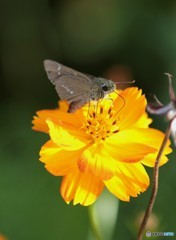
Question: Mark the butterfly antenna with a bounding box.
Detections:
[112,91,126,119]
[114,80,135,85]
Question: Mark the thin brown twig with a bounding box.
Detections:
[137,121,172,240]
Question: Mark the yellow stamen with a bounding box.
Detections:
[84,103,119,141]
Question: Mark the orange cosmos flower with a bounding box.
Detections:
[32,87,172,206]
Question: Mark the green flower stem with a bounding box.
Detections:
[137,121,172,240]
[88,205,102,240]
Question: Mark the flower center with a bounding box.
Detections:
[84,104,119,142]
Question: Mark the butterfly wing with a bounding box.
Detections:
[44,60,100,102]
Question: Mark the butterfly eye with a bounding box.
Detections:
[102,85,109,91]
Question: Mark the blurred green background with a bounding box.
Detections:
[0,0,176,239]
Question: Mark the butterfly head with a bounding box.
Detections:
[99,78,116,96]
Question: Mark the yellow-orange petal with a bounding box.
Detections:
[46,120,88,151]
[104,162,149,201]
[32,101,69,133]
[140,130,172,167]
[39,140,81,176]
[141,152,170,167]
[32,111,51,133]
[32,101,85,133]
[60,169,104,206]
[115,88,148,129]
[78,143,117,180]
[135,112,152,128]
[58,101,85,125]
[105,128,171,162]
